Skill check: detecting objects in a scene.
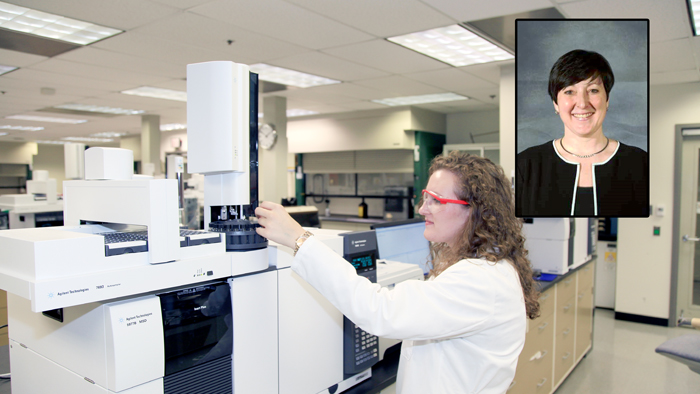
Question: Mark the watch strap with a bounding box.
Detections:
[293,231,314,256]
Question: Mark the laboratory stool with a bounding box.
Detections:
[655,318,700,375]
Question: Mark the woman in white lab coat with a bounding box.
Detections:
[255,152,540,394]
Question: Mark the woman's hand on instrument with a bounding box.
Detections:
[255,201,306,249]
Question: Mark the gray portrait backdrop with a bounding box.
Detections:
[516,20,648,153]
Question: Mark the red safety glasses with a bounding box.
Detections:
[421,189,469,206]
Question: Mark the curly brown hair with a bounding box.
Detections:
[425,151,540,320]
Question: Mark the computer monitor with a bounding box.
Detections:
[372,218,431,275]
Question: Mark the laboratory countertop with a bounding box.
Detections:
[534,255,596,293]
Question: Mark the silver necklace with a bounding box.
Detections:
[560,137,609,159]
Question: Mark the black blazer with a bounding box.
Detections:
[516,141,649,217]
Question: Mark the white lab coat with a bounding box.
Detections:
[293,236,526,394]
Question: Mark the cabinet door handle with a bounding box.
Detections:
[537,378,548,388]
[564,278,573,284]
[579,293,584,300]
[540,293,550,301]
[563,303,572,311]
[508,380,516,391]
[563,328,571,336]
[529,350,548,361]
[538,322,548,330]
[562,352,571,360]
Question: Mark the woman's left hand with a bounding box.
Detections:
[255,201,306,249]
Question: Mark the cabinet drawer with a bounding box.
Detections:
[553,329,575,385]
[523,313,554,360]
[554,292,576,385]
[556,295,576,334]
[535,288,555,322]
[556,276,576,307]
[577,262,595,291]
[509,343,553,394]
[575,288,594,360]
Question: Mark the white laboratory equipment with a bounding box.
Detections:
[0,169,63,229]
[0,60,416,394]
[64,142,86,180]
[523,218,595,275]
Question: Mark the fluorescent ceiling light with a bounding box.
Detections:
[0,132,7,137]
[36,140,68,144]
[689,0,700,35]
[0,125,43,131]
[6,114,86,124]
[0,64,17,75]
[55,104,144,115]
[287,109,319,117]
[372,93,468,106]
[90,131,128,138]
[249,64,340,88]
[161,123,187,131]
[121,86,187,102]
[387,24,514,67]
[0,1,122,45]
[62,136,113,142]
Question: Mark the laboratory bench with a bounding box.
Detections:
[318,214,389,232]
[508,257,596,394]
[0,260,594,394]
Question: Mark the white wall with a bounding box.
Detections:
[446,109,499,144]
[615,82,700,320]
[120,136,141,161]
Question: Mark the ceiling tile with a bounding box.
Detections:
[2,68,127,92]
[270,52,389,81]
[0,48,48,68]
[353,76,444,97]
[285,0,456,37]
[149,0,212,9]
[190,0,373,50]
[0,74,111,98]
[460,63,504,85]
[650,70,700,85]
[420,0,553,22]
[92,32,256,67]
[132,12,310,62]
[651,39,696,73]
[29,59,171,87]
[334,101,388,111]
[271,86,359,105]
[322,39,449,74]
[55,47,185,79]
[302,83,386,100]
[454,87,500,104]
[13,0,181,30]
[560,0,690,43]
[405,68,497,91]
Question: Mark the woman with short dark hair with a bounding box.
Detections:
[516,49,648,217]
[256,152,539,393]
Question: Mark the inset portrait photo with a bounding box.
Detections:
[515,19,649,218]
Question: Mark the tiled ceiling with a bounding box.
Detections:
[0,0,697,143]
